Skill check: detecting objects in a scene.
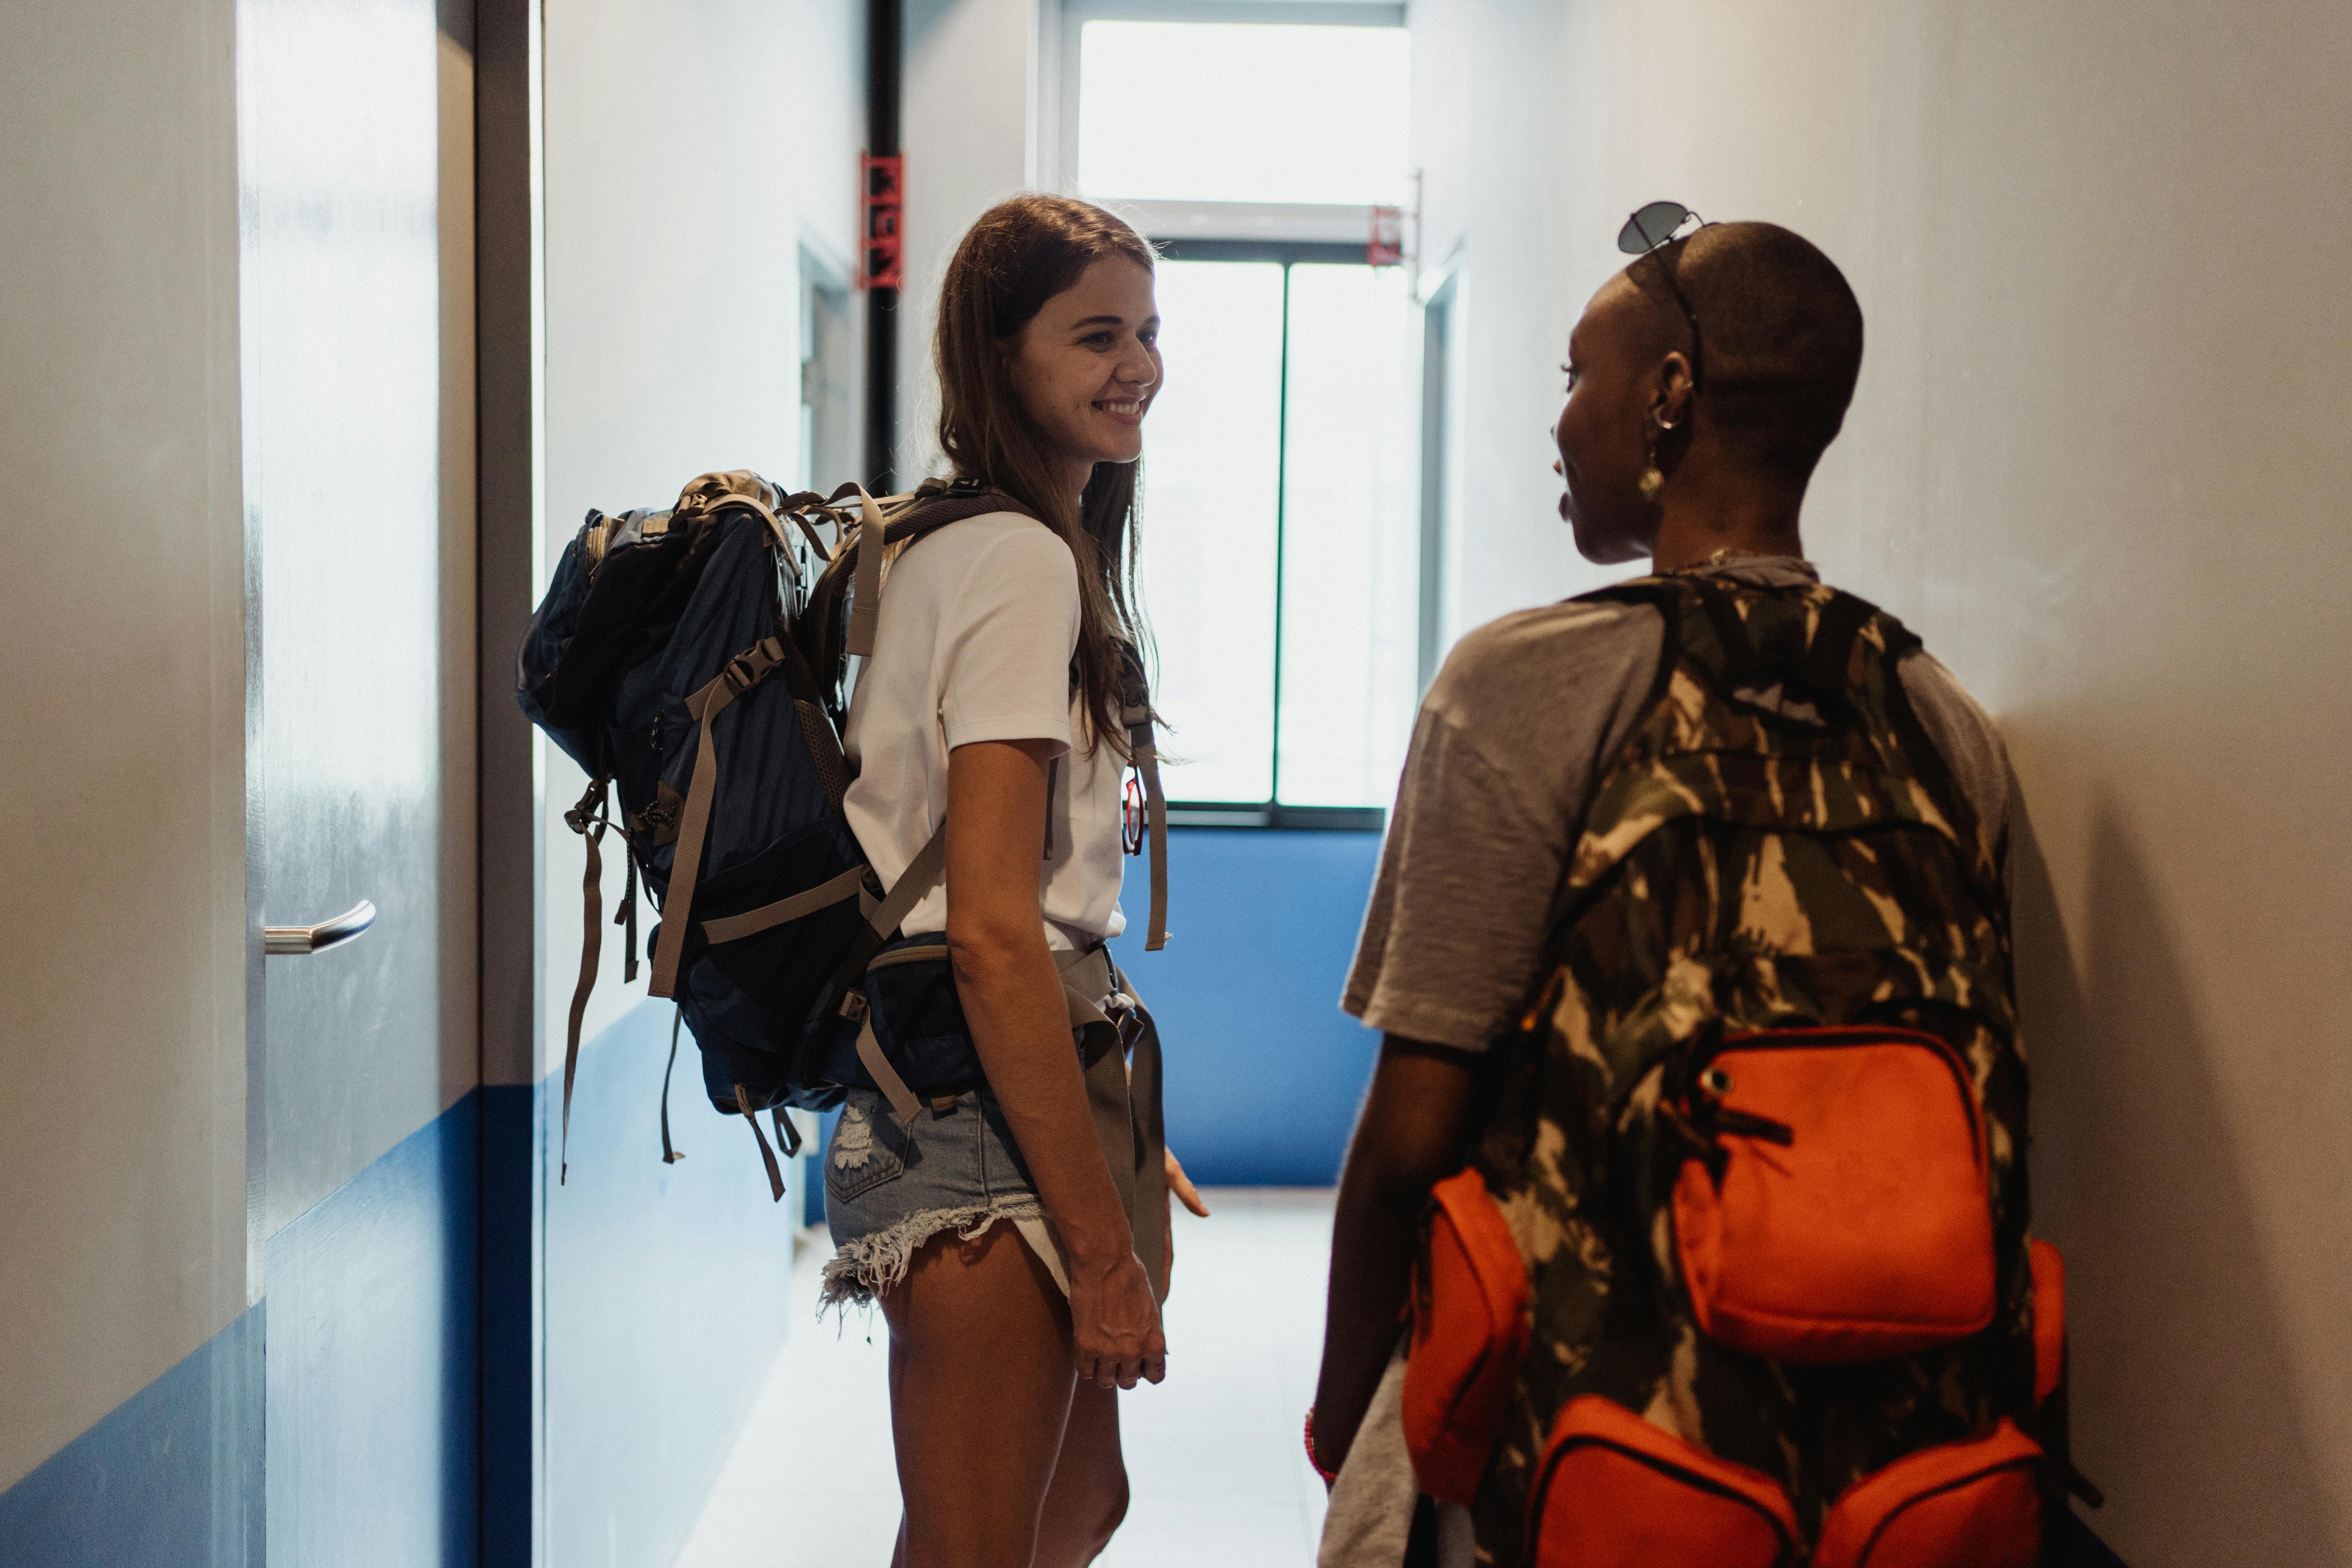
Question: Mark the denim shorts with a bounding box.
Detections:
[819,1084,1068,1310]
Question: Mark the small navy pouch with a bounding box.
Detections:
[806,934,987,1096]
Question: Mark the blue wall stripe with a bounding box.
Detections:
[265,1092,480,1568]
[1109,829,1386,1185]
[543,999,797,1568]
[0,1308,262,1568]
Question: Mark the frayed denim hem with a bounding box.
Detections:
[819,1202,1048,1312]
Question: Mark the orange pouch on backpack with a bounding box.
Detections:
[1672,1026,1997,1362]
[1401,1168,1529,1505]
[1813,1419,2044,1568]
[2029,1238,2065,1409]
[1526,1395,1800,1568]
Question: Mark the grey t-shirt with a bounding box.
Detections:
[1342,560,2011,1051]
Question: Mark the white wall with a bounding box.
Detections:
[1411,2,2352,1561]
[1409,0,1606,642]
[894,0,1048,479]
[539,0,865,1067]
[0,0,250,1493]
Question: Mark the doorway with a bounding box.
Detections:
[239,0,480,1559]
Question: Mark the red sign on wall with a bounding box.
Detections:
[1368,205,1404,267]
[860,154,904,291]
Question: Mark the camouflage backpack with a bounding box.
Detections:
[1464,573,2037,1559]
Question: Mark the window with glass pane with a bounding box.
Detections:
[1079,17,1418,817]
[1277,264,1419,808]
[1078,22,1411,207]
[1135,260,1283,803]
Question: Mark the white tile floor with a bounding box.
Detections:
[675,1188,1336,1568]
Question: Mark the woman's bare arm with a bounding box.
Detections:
[1311,1039,1478,1472]
[945,737,1165,1390]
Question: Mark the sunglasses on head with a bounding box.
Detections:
[1616,200,1709,390]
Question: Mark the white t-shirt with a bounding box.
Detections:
[841,510,1129,952]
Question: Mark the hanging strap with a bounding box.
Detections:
[1123,704,1170,950]
[615,845,640,983]
[1057,945,1171,1301]
[646,636,793,998]
[659,1004,687,1164]
[557,775,614,1186]
[734,1083,786,1202]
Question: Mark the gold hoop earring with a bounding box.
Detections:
[1639,415,1672,502]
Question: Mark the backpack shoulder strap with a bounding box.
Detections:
[844,482,1040,656]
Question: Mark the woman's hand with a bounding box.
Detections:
[1155,1146,1210,1303]
[1166,1146,1210,1218]
[1069,1249,1167,1390]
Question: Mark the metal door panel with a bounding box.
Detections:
[241,0,459,1235]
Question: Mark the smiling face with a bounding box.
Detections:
[1554,271,1683,564]
[1007,256,1162,495]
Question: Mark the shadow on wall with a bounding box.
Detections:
[1111,829,1385,1186]
[2011,796,2343,1566]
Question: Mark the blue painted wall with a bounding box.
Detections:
[1110,829,1386,1186]
[2,1023,797,1568]
[0,1092,480,1568]
[543,999,799,1568]
[264,1096,481,1568]
[0,1310,262,1568]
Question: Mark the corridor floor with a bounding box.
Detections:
[675,1187,1338,1568]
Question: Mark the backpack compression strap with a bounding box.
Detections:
[646,626,933,1127]
[840,824,950,1124]
[646,637,796,999]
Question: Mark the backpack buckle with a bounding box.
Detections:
[838,988,870,1024]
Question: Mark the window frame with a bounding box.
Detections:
[1051,0,1409,213]
[1062,6,1414,832]
[797,243,857,493]
[1147,237,1401,833]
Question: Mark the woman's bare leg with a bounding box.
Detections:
[880,1220,1093,1568]
[1034,1379,1128,1567]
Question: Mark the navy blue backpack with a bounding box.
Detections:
[516,470,1168,1197]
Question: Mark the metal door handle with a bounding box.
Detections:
[264,900,377,956]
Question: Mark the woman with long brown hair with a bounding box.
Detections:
[819,193,1207,1566]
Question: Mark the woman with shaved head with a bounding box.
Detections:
[1311,215,2043,1566]
[1554,218,1865,569]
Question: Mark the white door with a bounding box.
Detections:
[239,0,476,1559]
